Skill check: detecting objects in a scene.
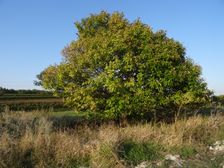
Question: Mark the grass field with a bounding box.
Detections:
[1,111,224,167]
[1,92,224,167]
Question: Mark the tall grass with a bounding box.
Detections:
[1,111,224,167]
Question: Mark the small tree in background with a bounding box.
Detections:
[36,11,211,121]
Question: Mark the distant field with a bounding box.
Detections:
[0,94,69,112]
[0,93,57,100]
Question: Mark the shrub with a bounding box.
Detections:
[118,140,162,165]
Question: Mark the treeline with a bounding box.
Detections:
[0,87,53,96]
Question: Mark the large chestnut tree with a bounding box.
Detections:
[36,11,210,121]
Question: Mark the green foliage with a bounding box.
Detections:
[212,95,224,106]
[118,140,162,165]
[37,11,211,121]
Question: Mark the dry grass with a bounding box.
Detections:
[0,112,224,167]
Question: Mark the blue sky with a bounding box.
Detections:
[0,0,223,95]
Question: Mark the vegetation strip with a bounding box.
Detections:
[0,98,62,104]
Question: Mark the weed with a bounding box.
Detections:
[118,140,162,166]
[169,145,197,159]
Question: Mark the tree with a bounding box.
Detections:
[36,11,211,121]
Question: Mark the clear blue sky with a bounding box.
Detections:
[0,0,223,95]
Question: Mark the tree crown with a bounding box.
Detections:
[37,11,210,121]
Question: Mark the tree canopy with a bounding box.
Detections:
[36,11,211,121]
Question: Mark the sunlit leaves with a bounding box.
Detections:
[37,11,210,121]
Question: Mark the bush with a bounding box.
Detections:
[118,140,162,165]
